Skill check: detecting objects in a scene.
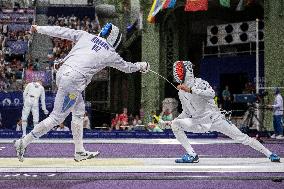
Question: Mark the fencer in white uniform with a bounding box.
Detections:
[171,61,280,163]
[14,23,150,162]
[21,81,49,137]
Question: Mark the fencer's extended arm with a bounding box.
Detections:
[191,79,215,100]
[107,52,141,73]
[40,86,47,111]
[36,26,87,42]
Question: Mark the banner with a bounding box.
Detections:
[1,8,35,14]
[6,40,28,54]
[24,70,52,86]
[8,24,31,32]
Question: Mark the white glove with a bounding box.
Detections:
[137,62,150,73]
[43,109,49,115]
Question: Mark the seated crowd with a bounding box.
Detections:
[0,8,34,91]
[110,107,174,132]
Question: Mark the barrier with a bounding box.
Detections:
[0,130,218,139]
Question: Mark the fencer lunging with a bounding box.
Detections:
[171,61,280,163]
[14,23,150,162]
[21,80,49,137]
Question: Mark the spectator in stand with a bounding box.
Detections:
[159,108,173,130]
[117,107,129,130]
[132,115,142,126]
[144,110,162,132]
[16,119,22,131]
[147,122,163,132]
[128,114,134,128]
[147,110,160,124]
[139,107,144,122]
[222,85,231,111]
[243,82,255,94]
[110,113,119,130]
[56,123,70,131]
[34,58,40,71]
[213,85,219,106]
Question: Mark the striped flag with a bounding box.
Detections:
[147,0,163,23]
[162,0,177,9]
[184,0,208,12]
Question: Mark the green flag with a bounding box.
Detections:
[220,0,230,7]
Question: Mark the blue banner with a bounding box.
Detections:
[0,130,218,139]
[6,40,28,54]
[0,91,56,106]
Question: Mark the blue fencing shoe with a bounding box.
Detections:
[175,154,199,163]
[269,153,280,162]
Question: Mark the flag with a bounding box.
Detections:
[219,0,230,7]
[236,0,244,11]
[162,0,177,9]
[184,0,208,12]
[147,0,163,23]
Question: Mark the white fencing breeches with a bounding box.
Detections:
[23,66,87,153]
[172,116,272,157]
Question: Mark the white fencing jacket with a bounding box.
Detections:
[177,78,221,125]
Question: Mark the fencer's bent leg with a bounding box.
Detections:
[171,118,197,156]
[211,118,272,157]
[71,93,85,153]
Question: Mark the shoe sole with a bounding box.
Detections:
[271,159,281,163]
[175,159,199,163]
[74,152,100,162]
